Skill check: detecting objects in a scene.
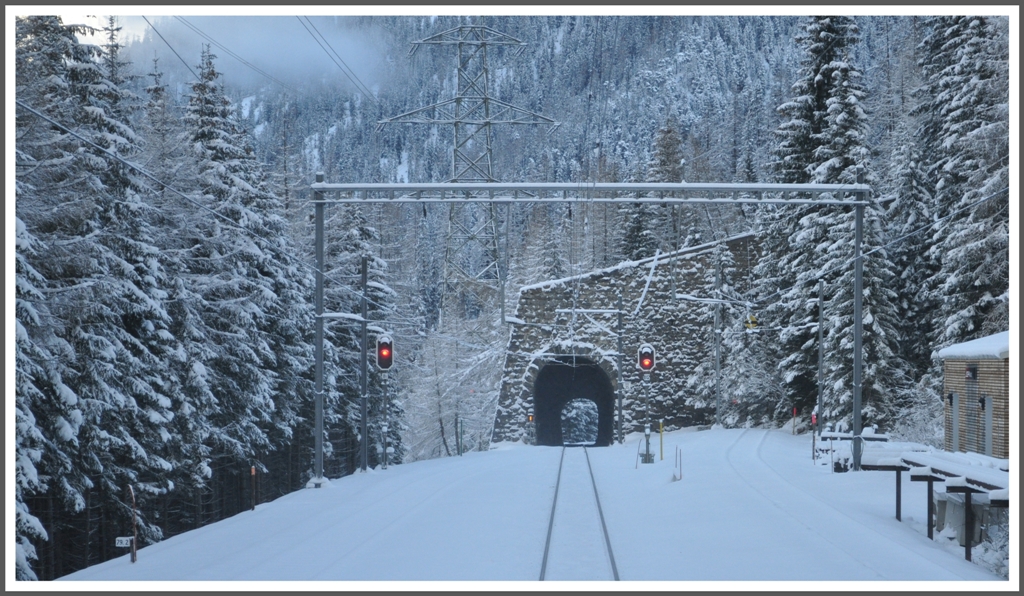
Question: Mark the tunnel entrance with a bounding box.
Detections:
[534,357,615,446]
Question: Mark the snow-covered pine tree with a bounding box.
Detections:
[758,16,861,422]
[139,58,196,215]
[181,45,297,514]
[619,204,660,262]
[760,16,907,429]
[67,17,182,562]
[645,116,686,252]
[520,204,571,283]
[134,58,220,536]
[15,16,96,579]
[916,16,1010,347]
[321,204,403,473]
[14,217,83,580]
[16,14,179,574]
[876,133,948,441]
[883,136,936,379]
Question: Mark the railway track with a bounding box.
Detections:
[539,446,619,581]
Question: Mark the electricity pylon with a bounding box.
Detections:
[378,23,557,324]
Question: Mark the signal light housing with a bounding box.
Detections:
[638,343,656,372]
[376,335,394,371]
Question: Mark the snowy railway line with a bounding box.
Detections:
[58,428,1004,582]
[540,447,619,581]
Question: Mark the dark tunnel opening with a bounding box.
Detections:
[533,357,615,446]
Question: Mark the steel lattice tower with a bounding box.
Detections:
[378,24,557,323]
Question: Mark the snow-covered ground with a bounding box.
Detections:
[58,428,1011,588]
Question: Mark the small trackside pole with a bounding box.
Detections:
[644,424,652,464]
[251,466,256,511]
[659,420,664,461]
[128,485,137,563]
[811,413,818,462]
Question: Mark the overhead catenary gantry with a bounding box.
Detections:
[310,181,871,205]
[308,176,875,484]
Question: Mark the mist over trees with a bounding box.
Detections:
[14,14,1010,580]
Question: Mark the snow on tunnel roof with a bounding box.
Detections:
[936,330,1009,360]
[518,231,756,293]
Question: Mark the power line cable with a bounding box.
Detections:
[295,16,380,108]
[142,16,200,81]
[301,16,378,101]
[173,16,295,93]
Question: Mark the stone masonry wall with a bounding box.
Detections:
[492,233,757,444]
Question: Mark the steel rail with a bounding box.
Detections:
[584,447,620,580]
[539,446,620,581]
[539,446,566,581]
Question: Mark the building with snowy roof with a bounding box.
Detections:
[936,331,1010,458]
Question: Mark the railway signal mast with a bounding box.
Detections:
[637,344,656,463]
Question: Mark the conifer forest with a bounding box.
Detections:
[13,14,1010,579]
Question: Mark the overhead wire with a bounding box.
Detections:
[295,16,381,108]
[173,16,296,93]
[142,16,200,81]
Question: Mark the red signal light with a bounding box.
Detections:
[375,335,394,371]
[638,344,656,372]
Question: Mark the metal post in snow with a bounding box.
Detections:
[714,262,722,426]
[895,469,902,521]
[983,395,993,456]
[817,279,824,437]
[128,485,137,563]
[314,173,325,484]
[456,413,461,456]
[852,166,865,471]
[926,479,935,539]
[500,202,508,324]
[251,466,256,511]
[616,293,624,444]
[360,255,369,472]
[383,373,389,469]
[964,491,974,561]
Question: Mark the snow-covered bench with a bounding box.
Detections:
[864,450,1009,562]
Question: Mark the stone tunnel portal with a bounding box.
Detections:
[533,357,615,446]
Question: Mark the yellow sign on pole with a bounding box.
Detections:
[744,315,758,329]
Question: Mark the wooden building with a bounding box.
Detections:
[936,331,1010,458]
